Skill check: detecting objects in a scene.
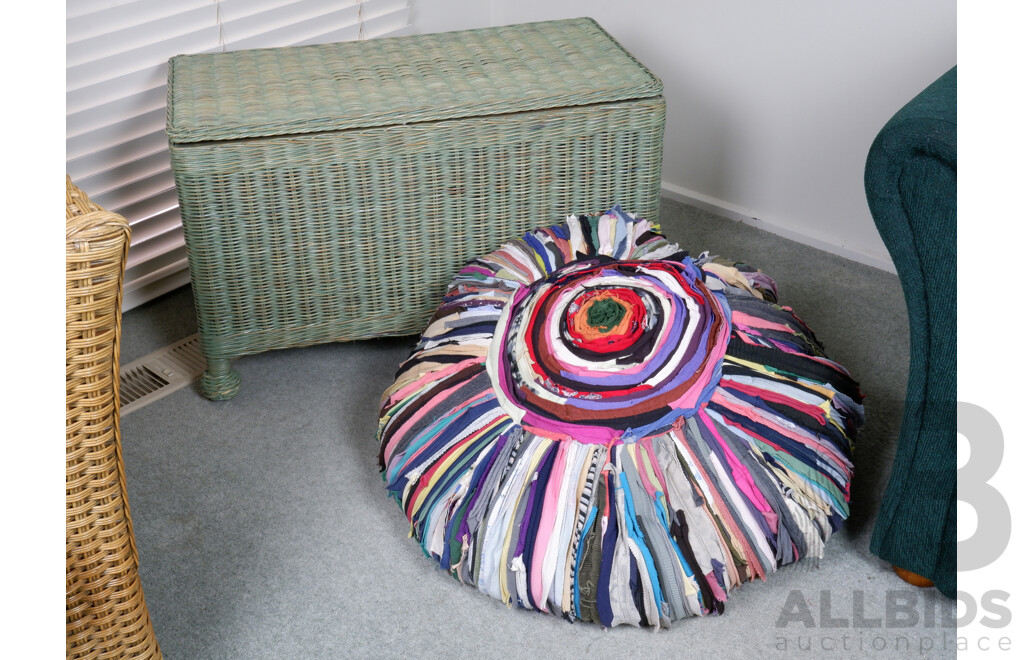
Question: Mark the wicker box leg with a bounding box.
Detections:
[200,357,241,400]
[67,176,162,659]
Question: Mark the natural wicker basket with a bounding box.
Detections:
[167,18,666,400]
[66,176,161,659]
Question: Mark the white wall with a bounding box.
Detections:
[412,0,957,271]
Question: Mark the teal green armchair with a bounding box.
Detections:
[864,66,956,598]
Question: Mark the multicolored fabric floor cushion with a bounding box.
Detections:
[376,207,864,628]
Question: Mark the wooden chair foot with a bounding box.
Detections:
[893,565,934,588]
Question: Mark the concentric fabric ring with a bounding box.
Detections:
[489,257,731,444]
[376,207,864,629]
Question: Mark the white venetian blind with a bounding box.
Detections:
[66,0,412,310]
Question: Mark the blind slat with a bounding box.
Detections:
[125,227,186,271]
[74,152,172,200]
[67,0,146,21]
[66,107,166,162]
[67,5,220,67]
[124,256,191,295]
[122,270,192,311]
[67,0,212,43]
[224,11,363,52]
[94,179,178,223]
[67,63,167,115]
[67,0,411,311]
[363,7,411,40]
[362,0,408,20]
[67,131,170,184]
[218,0,359,24]
[67,26,222,91]
[128,208,185,245]
[67,86,167,139]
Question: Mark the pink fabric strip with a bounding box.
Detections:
[731,311,795,333]
[520,414,620,444]
[386,357,485,409]
[540,227,572,263]
[698,409,778,534]
[721,379,827,426]
[705,571,728,603]
[710,391,851,478]
[795,352,855,376]
[529,441,569,610]
[632,441,661,499]
[640,437,672,501]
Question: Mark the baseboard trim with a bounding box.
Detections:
[660,182,896,274]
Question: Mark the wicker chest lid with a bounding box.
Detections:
[166,17,662,144]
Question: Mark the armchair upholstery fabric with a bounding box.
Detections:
[864,67,956,598]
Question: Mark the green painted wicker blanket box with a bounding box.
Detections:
[166,17,665,400]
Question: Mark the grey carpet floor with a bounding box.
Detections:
[120,198,956,659]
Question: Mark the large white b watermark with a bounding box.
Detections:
[958,402,1013,651]
[958,401,1011,571]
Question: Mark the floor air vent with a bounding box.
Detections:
[120,334,206,415]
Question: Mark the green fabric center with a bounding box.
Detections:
[586,298,626,332]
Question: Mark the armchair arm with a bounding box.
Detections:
[864,67,956,598]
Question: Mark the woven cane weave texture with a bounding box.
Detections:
[166,18,661,142]
[167,18,665,400]
[67,176,162,659]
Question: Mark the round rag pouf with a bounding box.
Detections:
[376,207,863,629]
